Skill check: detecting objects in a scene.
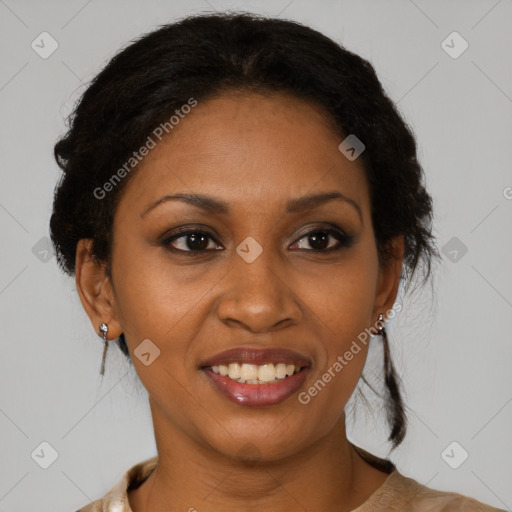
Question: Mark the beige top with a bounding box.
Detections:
[75,453,504,511]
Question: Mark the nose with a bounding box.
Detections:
[215,247,302,333]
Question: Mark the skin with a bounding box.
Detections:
[75,91,404,512]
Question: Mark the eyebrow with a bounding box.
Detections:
[140,191,362,221]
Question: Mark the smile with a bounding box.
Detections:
[209,362,304,384]
[200,347,311,406]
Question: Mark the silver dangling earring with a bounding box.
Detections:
[99,323,109,376]
[376,313,385,335]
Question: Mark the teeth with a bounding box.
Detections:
[228,363,241,380]
[240,364,259,381]
[211,363,302,384]
[275,363,287,379]
[258,363,275,382]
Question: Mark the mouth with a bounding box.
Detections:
[199,347,311,406]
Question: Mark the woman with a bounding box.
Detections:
[50,12,503,512]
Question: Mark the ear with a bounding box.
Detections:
[372,235,404,321]
[75,239,122,339]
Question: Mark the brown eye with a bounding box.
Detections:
[162,230,222,253]
[290,227,353,252]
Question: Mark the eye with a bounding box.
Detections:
[162,229,222,254]
[290,226,354,252]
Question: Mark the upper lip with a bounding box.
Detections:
[200,347,311,368]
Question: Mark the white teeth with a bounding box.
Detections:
[275,363,287,379]
[258,363,276,382]
[211,362,302,384]
[240,364,259,381]
[228,363,241,380]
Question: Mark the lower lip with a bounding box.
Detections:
[202,368,309,407]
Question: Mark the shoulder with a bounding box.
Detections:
[351,444,504,512]
[374,471,506,511]
[73,455,158,512]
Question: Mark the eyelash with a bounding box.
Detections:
[161,225,354,256]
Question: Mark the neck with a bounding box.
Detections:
[129,399,389,512]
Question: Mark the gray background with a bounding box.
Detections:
[0,0,511,510]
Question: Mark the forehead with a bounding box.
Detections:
[116,91,370,216]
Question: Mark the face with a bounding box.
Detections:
[79,91,402,462]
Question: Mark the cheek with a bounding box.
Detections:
[111,238,206,340]
[296,263,376,430]
[295,241,378,403]
[110,247,200,411]
[296,246,379,343]
[110,242,227,413]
